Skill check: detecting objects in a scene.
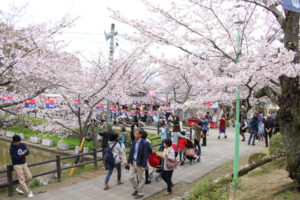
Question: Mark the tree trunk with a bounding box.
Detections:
[279,10,300,186]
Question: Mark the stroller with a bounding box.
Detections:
[185,140,200,164]
[148,152,163,182]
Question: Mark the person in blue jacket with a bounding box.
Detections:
[248,116,259,145]
[198,116,210,146]
[10,135,33,198]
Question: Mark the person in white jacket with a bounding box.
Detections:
[162,138,176,196]
[104,133,123,190]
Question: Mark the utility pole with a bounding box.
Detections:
[105,24,117,124]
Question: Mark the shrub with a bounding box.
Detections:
[269,133,285,156]
[188,178,230,200]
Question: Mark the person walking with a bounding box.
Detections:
[264,114,274,147]
[159,123,167,152]
[218,114,228,139]
[198,116,209,146]
[161,138,176,196]
[141,131,153,185]
[126,129,148,199]
[10,135,33,198]
[171,124,188,158]
[104,133,123,190]
[130,124,136,143]
[178,131,187,165]
[99,123,116,169]
[248,116,259,146]
[192,123,202,159]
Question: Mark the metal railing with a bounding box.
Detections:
[0,136,162,197]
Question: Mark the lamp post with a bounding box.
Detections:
[233,24,242,196]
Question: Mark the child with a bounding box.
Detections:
[258,120,265,141]
[10,135,33,198]
[159,123,167,152]
[218,114,227,139]
[178,131,188,166]
[119,126,127,164]
[240,117,248,142]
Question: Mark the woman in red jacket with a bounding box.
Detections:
[218,114,227,139]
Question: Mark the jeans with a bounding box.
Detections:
[248,131,257,145]
[158,142,165,152]
[105,162,121,184]
[178,148,186,163]
[161,170,174,192]
[194,139,201,156]
[202,130,207,146]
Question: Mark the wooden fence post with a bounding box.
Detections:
[93,149,98,169]
[7,165,13,197]
[56,155,62,182]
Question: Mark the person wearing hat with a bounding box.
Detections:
[10,135,33,198]
[99,123,116,169]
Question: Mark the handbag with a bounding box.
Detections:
[186,148,195,157]
[166,158,179,168]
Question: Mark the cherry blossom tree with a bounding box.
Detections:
[36,47,151,146]
[111,0,300,185]
[0,7,76,112]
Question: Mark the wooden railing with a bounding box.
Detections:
[0,136,163,197]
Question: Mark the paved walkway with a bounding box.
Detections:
[25,128,264,200]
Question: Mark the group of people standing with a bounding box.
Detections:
[240,110,279,147]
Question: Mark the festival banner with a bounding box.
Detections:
[131,110,137,117]
[45,100,55,109]
[3,96,13,103]
[25,99,36,108]
[74,100,82,108]
[96,103,105,111]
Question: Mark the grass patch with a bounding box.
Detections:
[6,126,95,150]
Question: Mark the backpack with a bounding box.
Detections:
[104,142,117,167]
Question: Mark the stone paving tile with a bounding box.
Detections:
[22,128,264,200]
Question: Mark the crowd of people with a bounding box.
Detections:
[8,109,280,199]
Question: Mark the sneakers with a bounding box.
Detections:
[16,187,24,195]
[132,191,138,196]
[135,194,144,199]
[27,193,34,198]
[145,180,151,185]
[224,135,227,139]
[218,136,220,139]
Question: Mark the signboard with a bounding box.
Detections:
[131,110,137,117]
[74,100,82,108]
[148,110,154,116]
[167,108,173,113]
[3,96,13,103]
[282,0,300,12]
[96,103,104,111]
[45,100,55,109]
[25,99,36,108]
[121,109,127,116]
[110,106,116,114]
[140,110,145,117]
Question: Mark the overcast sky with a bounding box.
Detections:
[0,0,152,66]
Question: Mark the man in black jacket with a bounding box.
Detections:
[264,114,274,147]
[126,129,148,199]
[10,135,33,198]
